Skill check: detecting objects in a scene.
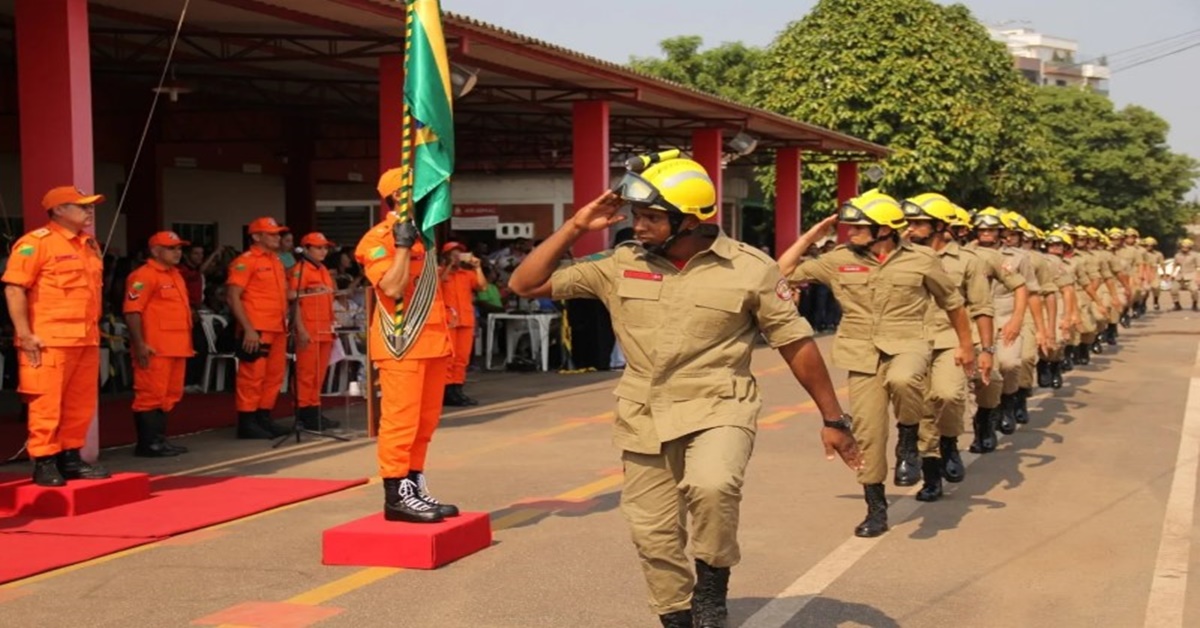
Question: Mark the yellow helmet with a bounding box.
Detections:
[1069,225,1090,239]
[1100,234,1112,247]
[1183,238,1195,248]
[973,207,1004,229]
[1032,226,1046,240]
[951,206,973,228]
[1087,227,1104,240]
[901,193,957,223]
[1045,230,1074,247]
[999,210,1025,230]
[1145,237,1158,247]
[838,189,907,230]
[616,156,717,220]
[1125,227,1140,237]
[1106,227,1125,239]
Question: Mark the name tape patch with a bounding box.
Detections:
[623,270,663,282]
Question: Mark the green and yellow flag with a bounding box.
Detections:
[378,0,455,359]
[402,0,454,239]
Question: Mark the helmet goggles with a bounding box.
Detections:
[613,171,686,215]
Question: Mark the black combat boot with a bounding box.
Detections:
[1037,360,1053,388]
[1173,301,1182,311]
[997,394,1017,435]
[1013,388,1031,425]
[158,411,188,453]
[1076,344,1091,366]
[1120,310,1132,329]
[915,457,943,502]
[1050,361,1064,389]
[659,610,693,628]
[854,483,888,538]
[257,409,290,437]
[236,411,273,439]
[443,384,471,407]
[939,436,965,483]
[1106,324,1119,345]
[1193,302,1198,312]
[409,470,459,517]
[1062,350,1074,372]
[893,424,920,487]
[693,559,731,628]
[297,406,341,430]
[1091,336,1104,354]
[133,411,179,458]
[57,449,111,480]
[32,456,66,487]
[383,477,444,523]
[968,407,997,454]
[457,385,480,406]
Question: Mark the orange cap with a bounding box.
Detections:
[42,186,105,210]
[377,167,405,199]
[300,232,335,247]
[442,241,467,253]
[148,231,189,247]
[248,216,288,234]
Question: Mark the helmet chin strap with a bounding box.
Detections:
[646,212,694,257]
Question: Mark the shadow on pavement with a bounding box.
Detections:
[730,595,901,628]
[489,489,620,530]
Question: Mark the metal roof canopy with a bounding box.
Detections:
[0,0,888,171]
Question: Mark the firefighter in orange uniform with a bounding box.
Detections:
[355,168,458,523]
[290,232,341,430]
[124,231,194,457]
[3,186,110,486]
[440,241,484,406]
[226,217,291,439]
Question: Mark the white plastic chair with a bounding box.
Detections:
[324,330,367,395]
[199,313,238,393]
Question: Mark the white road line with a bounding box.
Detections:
[1144,343,1200,628]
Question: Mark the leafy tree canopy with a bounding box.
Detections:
[629,36,763,105]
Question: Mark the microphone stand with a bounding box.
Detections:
[274,251,350,448]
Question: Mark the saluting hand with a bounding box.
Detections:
[801,215,839,247]
[822,426,864,472]
[572,191,625,233]
[18,333,44,368]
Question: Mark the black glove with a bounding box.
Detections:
[393,219,418,248]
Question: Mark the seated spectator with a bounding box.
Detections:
[333,275,366,329]
[475,264,505,315]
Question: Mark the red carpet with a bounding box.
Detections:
[0,474,368,584]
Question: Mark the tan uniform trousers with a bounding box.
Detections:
[918,347,968,457]
[976,304,1023,407]
[1018,316,1038,390]
[848,351,930,485]
[621,425,754,615]
[1172,278,1198,305]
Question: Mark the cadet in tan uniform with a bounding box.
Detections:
[509,154,861,628]
[780,190,974,536]
[901,194,993,501]
[1116,228,1147,319]
[1171,238,1199,311]
[1144,237,1166,310]
[1043,230,1080,388]
[969,209,1040,438]
[1003,212,1053,423]
[1068,226,1106,366]
[1089,228,1123,349]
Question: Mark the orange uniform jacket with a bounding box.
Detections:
[123,260,194,356]
[226,246,287,333]
[442,268,481,329]
[289,258,335,339]
[2,222,103,347]
[355,215,451,361]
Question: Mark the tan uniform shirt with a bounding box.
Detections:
[1148,250,1165,274]
[925,243,993,350]
[1115,246,1141,278]
[551,233,814,454]
[1095,249,1117,280]
[787,242,963,375]
[968,244,1035,317]
[1028,250,1058,295]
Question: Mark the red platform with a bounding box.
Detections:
[322,511,493,569]
[0,472,151,517]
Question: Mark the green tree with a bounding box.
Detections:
[629,36,763,105]
[751,0,1065,215]
[1033,87,1198,243]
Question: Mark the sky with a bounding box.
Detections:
[443,0,1200,195]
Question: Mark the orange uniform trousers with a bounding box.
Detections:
[20,346,100,458]
[235,330,288,413]
[446,326,474,385]
[377,356,448,477]
[132,355,186,413]
[295,336,333,408]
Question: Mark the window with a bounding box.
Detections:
[172,222,218,250]
[315,203,377,250]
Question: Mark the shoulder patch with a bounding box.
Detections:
[369,245,387,260]
[580,249,615,262]
[774,278,794,301]
[16,243,35,256]
[234,262,247,272]
[131,281,145,291]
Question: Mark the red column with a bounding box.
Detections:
[15,0,94,230]
[285,118,316,235]
[774,147,802,258]
[378,54,404,219]
[572,100,610,256]
[123,117,162,254]
[691,128,724,227]
[835,162,860,243]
